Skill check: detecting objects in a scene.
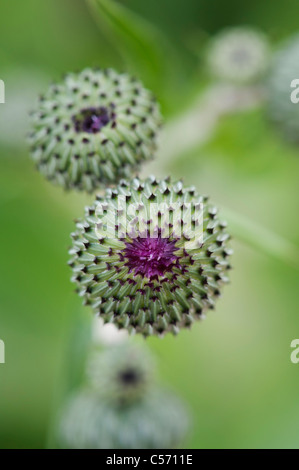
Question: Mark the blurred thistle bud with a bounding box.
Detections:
[86,343,154,405]
[28,68,162,192]
[207,27,270,84]
[58,388,188,449]
[69,176,232,336]
[267,35,299,145]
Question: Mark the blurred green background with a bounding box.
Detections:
[0,0,299,449]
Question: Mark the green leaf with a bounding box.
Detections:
[87,0,177,97]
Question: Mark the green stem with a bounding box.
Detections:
[222,206,299,269]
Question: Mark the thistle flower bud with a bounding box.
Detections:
[69,176,232,336]
[58,388,188,449]
[268,35,299,144]
[28,68,161,191]
[87,343,154,405]
[207,27,270,84]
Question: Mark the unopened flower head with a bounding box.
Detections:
[69,176,232,336]
[58,388,188,449]
[207,27,270,84]
[87,343,154,405]
[268,34,299,144]
[28,68,162,191]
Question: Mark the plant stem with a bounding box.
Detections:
[152,84,264,170]
[222,205,299,269]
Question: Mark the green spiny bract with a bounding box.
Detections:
[28,68,162,192]
[58,388,188,449]
[267,35,299,145]
[58,342,189,449]
[69,176,232,337]
[87,343,154,405]
[207,27,270,84]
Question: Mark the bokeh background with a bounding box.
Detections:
[0,0,299,449]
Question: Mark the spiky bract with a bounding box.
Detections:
[69,176,232,336]
[28,68,161,191]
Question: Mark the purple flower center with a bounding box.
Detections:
[123,237,179,279]
[73,107,111,134]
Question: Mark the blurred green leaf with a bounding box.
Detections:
[87,0,180,109]
[222,206,299,270]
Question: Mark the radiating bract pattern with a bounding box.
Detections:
[69,176,232,336]
[59,388,188,449]
[28,68,162,191]
[208,27,270,84]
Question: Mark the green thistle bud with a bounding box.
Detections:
[207,27,270,84]
[28,68,161,191]
[87,343,154,405]
[69,176,232,336]
[268,35,299,144]
[58,388,188,449]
